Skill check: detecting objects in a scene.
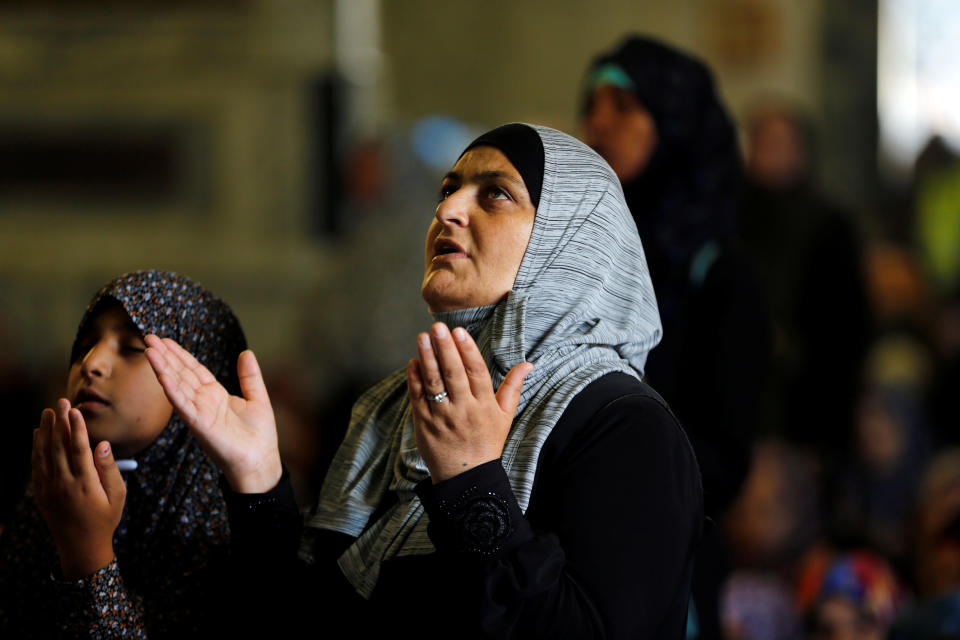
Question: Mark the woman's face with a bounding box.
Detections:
[421,146,535,312]
[582,85,658,183]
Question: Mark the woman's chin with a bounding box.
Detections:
[422,274,510,312]
[421,277,461,312]
[424,299,461,313]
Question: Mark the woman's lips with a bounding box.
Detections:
[432,238,469,263]
[431,251,469,264]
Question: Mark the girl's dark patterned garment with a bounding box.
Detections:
[0,270,247,638]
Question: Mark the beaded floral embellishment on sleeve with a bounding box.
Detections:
[438,486,515,556]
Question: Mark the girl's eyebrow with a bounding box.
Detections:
[112,317,143,337]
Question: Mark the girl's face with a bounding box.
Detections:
[67,301,173,458]
[421,146,536,312]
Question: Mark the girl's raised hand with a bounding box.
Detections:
[32,400,125,579]
[406,322,533,483]
[144,335,282,494]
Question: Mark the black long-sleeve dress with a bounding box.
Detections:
[223,372,702,639]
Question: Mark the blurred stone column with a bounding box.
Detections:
[334,0,385,138]
[819,0,880,212]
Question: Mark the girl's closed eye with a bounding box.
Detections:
[438,183,458,202]
[71,339,96,363]
[121,335,148,355]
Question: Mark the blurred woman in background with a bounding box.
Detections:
[581,35,771,640]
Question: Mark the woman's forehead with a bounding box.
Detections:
[448,147,528,192]
[451,145,516,174]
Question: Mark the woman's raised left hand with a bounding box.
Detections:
[407,322,533,483]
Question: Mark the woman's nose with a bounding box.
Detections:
[435,189,470,227]
[80,342,112,378]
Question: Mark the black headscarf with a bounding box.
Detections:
[460,123,545,209]
[583,36,743,305]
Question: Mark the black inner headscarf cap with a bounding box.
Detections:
[460,123,544,209]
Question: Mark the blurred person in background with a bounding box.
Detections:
[805,551,902,640]
[718,438,826,640]
[889,448,960,638]
[720,571,803,640]
[831,337,933,562]
[720,439,828,640]
[298,131,435,500]
[740,100,872,479]
[722,440,824,577]
[581,35,771,640]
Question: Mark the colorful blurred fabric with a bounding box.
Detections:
[814,551,902,628]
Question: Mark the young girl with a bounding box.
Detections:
[0,270,247,638]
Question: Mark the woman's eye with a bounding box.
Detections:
[485,186,510,201]
[122,344,146,354]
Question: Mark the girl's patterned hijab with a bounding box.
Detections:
[71,270,246,590]
[72,270,247,396]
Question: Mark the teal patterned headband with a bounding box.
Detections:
[586,62,636,92]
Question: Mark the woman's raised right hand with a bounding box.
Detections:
[144,335,282,493]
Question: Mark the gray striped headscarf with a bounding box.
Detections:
[303,124,662,598]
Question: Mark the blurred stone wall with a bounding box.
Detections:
[0,0,872,410]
